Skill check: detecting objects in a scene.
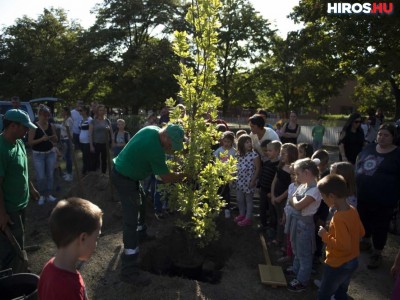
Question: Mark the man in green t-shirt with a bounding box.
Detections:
[312,118,326,151]
[0,109,39,270]
[111,123,186,286]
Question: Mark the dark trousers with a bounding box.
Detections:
[80,143,92,175]
[0,209,25,270]
[358,201,395,250]
[218,183,231,208]
[259,188,270,228]
[73,133,80,150]
[93,143,107,173]
[111,168,140,252]
[315,201,329,258]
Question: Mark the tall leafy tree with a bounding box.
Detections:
[88,0,181,110]
[253,30,345,115]
[0,9,92,101]
[216,0,273,113]
[291,0,400,118]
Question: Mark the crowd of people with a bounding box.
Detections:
[1,100,400,299]
[214,111,400,298]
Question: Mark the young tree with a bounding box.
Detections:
[166,0,236,246]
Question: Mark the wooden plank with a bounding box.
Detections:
[258,264,287,286]
[259,233,271,265]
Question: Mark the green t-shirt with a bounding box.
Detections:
[0,134,30,213]
[113,126,169,180]
[312,124,325,142]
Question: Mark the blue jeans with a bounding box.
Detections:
[318,258,359,300]
[32,150,57,196]
[313,139,323,151]
[61,139,72,174]
[292,218,315,285]
[154,180,168,213]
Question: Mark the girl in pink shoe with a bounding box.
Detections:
[234,134,261,226]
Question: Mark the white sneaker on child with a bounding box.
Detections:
[38,196,45,206]
[64,174,73,182]
[47,195,57,202]
[314,279,321,288]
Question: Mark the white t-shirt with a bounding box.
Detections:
[79,117,92,144]
[71,109,83,134]
[294,184,322,216]
[250,127,280,162]
[213,146,236,162]
[60,117,74,139]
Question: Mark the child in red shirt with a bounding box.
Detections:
[38,198,103,300]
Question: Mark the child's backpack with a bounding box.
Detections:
[114,130,130,144]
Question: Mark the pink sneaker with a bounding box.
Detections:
[238,218,252,227]
[234,214,245,223]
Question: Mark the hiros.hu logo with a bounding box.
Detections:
[327,2,394,14]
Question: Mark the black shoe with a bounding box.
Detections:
[287,279,307,292]
[120,271,151,286]
[367,253,382,269]
[360,240,372,252]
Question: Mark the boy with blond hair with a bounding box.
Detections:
[38,198,103,300]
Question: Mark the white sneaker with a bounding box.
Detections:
[47,195,57,202]
[314,279,321,288]
[64,174,73,182]
[38,196,45,206]
[224,209,231,218]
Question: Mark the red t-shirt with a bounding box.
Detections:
[38,257,87,300]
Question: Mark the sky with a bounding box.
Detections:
[0,0,301,36]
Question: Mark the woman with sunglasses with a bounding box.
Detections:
[338,112,366,165]
[28,104,58,205]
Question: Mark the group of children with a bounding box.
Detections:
[37,126,376,299]
[213,129,365,298]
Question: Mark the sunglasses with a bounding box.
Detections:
[354,120,361,124]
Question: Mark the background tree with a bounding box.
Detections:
[253,29,345,116]
[291,0,400,118]
[216,0,272,113]
[0,9,92,101]
[87,0,181,111]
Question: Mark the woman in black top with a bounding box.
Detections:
[28,104,58,205]
[281,111,301,145]
[356,123,400,269]
[338,112,365,164]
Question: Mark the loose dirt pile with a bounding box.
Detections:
[24,171,398,300]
